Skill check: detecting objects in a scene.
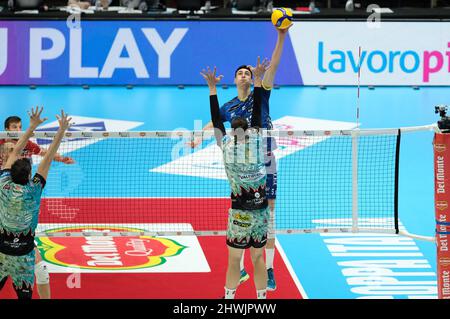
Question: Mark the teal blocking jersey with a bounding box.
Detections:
[221,128,267,211]
[0,170,45,236]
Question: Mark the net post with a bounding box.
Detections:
[351,129,359,232]
[394,129,401,234]
[434,131,450,299]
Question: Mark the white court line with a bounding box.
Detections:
[275,238,309,299]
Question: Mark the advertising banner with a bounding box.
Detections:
[434,133,450,299]
[0,20,448,85]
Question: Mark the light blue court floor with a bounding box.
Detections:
[1,85,448,298]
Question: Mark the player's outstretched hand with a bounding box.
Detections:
[200,66,223,89]
[278,23,292,35]
[61,156,75,164]
[250,56,270,80]
[56,110,72,132]
[28,106,47,128]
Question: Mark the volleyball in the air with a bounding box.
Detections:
[271,7,293,30]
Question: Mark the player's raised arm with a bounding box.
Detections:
[201,66,226,145]
[4,106,47,170]
[37,110,72,180]
[250,57,270,129]
[262,26,292,89]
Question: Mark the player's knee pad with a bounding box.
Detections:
[35,261,50,285]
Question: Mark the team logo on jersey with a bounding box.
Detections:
[36,226,186,271]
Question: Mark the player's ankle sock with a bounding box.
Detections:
[257,289,267,299]
[266,248,274,269]
[224,287,236,299]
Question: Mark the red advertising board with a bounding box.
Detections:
[434,133,450,299]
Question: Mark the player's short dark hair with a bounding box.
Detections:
[234,65,253,78]
[11,158,32,185]
[4,116,22,129]
[231,117,249,132]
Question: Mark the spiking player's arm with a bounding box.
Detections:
[201,66,226,145]
[37,110,72,180]
[262,26,292,89]
[4,106,47,170]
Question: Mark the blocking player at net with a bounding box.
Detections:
[0,142,51,299]
[202,57,270,299]
[0,114,75,299]
[191,25,292,291]
[0,107,72,299]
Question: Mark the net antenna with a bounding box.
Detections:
[356,46,362,128]
[351,46,362,235]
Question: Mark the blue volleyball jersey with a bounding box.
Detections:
[220,88,272,130]
[219,88,277,152]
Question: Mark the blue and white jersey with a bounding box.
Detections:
[220,88,276,152]
[220,88,272,130]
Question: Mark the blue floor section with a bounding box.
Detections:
[0,85,446,298]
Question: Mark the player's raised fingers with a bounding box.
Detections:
[37,106,44,117]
